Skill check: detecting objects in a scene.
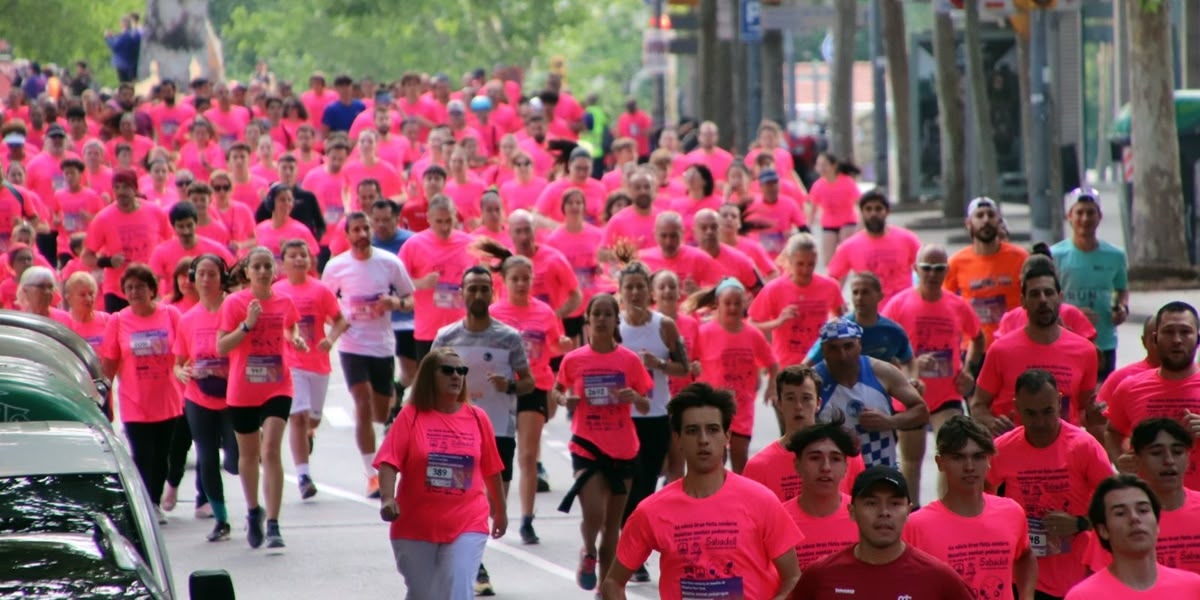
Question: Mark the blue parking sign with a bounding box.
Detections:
[741,0,762,43]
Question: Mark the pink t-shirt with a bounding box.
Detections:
[373,403,503,542]
[695,321,777,436]
[684,147,734,181]
[218,290,300,407]
[83,166,114,198]
[637,246,723,292]
[995,303,1098,341]
[149,103,196,150]
[902,495,1030,600]
[229,176,269,209]
[211,201,257,251]
[175,141,226,182]
[301,167,350,241]
[443,176,487,224]
[734,235,779,279]
[498,177,548,213]
[522,245,578,309]
[746,197,808,257]
[543,224,606,318]
[254,218,320,261]
[147,237,235,298]
[272,277,341,375]
[668,312,700,396]
[344,159,403,199]
[987,422,1114,597]
[781,493,859,570]
[50,187,105,247]
[63,311,110,355]
[556,344,654,461]
[602,207,660,250]
[709,244,760,291]
[617,473,805,600]
[1064,565,1200,599]
[172,304,228,411]
[616,111,653,156]
[749,274,844,367]
[24,151,71,206]
[667,194,723,241]
[827,227,922,304]
[203,107,250,148]
[397,230,476,341]
[881,289,982,412]
[976,328,1098,425]
[745,148,796,180]
[301,89,338,129]
[196,218,231,246]
[84,204,172,297]
[743,439,863,502]
[101,304,182,423]
[534,178,607,223]
[808,174,860,228]
[1083,488,1200,575]
[1097,358,1154,413]
[1107,370,1200,490]
[490,299,564,391]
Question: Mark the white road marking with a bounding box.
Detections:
[322,406,354,428]
[546,440,566,448]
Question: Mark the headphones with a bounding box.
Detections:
[188,253,230,286]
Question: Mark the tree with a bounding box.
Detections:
[1126,0,1192,279]
[963,0,999,199]
[881,0,914,203]
[0,1,142,87]
[827,0,857,161]
[932,8,966,218]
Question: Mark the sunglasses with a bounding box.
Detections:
[175,180,193,188]
[438,365,469,376]
[211,184,232,191]
[514,161,531,167]
[917,263,948,272]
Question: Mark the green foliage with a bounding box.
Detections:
[0,0,142,87]
[1135,0,1165,13]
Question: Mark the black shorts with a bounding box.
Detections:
[393,329,417,361]
[517,388,549,419]
[1099,348,1117,381]
[495,436,516,482]
[414,339,435,365]
[932,400,966,415]
[229,396,292,434]
[571,452,636,482]
[339,352,395,396]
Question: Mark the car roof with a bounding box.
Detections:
[0,421,119,477]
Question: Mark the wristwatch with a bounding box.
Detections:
[240,322,251,333]
[1076,516,1089,534]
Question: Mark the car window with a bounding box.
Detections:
[0,473,146,561]
[0,537,154,599]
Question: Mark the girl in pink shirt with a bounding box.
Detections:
[469,190,513,249]
[53,159,104,253]
[176,119,226,182]
[807,153,862,265]
[172,255,236,541]
[208,170,257,257]
[100,265,183,511]
[544,190,608,322]
[555,293,653,591]
[490,255,574,544]
[443,147,486,229]
[253,187,320,266]
[373,348,507,598]
[748,233,846,367]
[691,278,780,473]
[217,247,306,549]
[497,152,546,212]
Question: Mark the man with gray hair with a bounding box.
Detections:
[637,211,722,295]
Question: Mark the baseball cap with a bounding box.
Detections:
[447,99,466,114]
[758,169,780,184]
[851,465,910,501]
[45,123,67,138]
[1063,186,1101,214]
[819,318,863,343]
[2,133,25,146]
[966,196,998,217]
[569,146,592,162]
[469,95,492,112]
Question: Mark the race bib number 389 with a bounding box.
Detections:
[426,452,474,491]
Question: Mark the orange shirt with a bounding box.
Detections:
[944,242,1028,348]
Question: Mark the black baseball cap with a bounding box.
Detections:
[850,465,910,501]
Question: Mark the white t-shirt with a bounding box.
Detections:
[321,248,414,357]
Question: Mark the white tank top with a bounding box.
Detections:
[620,310,671,418]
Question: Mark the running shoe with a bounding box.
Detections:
[474,564,495,596]
[206,521,231,542]
[519,516,539,545]
[246,506,265,549]
[298,475,318,500]
[632,564,651,583]
[577,551,598,590]
[536,462,550,493]
[161,485,178,511]
[265,520,285,549]
[366,474,381,499]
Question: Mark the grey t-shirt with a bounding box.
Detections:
[432,319,529,438]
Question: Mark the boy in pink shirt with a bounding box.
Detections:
[602,383,803,599]
[50,158,104,261]
[148,201,235,297]
[779,419,864,571]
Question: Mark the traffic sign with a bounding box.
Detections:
[741,0,762,43]
[642,28,670,75]
[762,4,867,33]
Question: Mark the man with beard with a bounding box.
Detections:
[148,80,196,151]
[970,257,1099,435]
[1106,302,1200,489]
[602,168,660,250]
[432,266,534,596]
[944,197,1028,365]
[827,190,921,306]
[321,212,415,498]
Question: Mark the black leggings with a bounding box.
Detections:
[184,400,239,509]
[622,416,671,525]
[165,415,206,505]
[124,419,176,506]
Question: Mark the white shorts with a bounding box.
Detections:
[290,368,331,418]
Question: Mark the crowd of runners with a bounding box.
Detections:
[3,61,1200,600]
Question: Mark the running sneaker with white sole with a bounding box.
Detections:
[207,521,231,542]
[474,564,495,596]
[298,475,318,500]
[577,551,598,590]
[366,474,381,499]
[265,520,285,548]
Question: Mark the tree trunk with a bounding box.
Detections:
[963,0,999,199]
[828,0,857,161]
[698,0,719,122]
[1127,0,1192,278]
[933,11,966,218]
[881,0,913,203]
[139,0,216,82]
[762,30,785,126]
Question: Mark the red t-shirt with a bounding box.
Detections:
[695,321,777,437]
[556,344,654,461]
[792,544,974,600]
[101,304,182,423]
[743,439,863,502]
[272,277,341,375]
[976,328,1098,425]
[1064,564,1200,599]
[881,289,982,411]
[172,304,228,411]
[618,473,805,600]
[781,493,859,570]
[1107,369,1200,490]
[218,290,299,407]
[749,274,844,367]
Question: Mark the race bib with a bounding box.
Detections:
[918,349,955,379]
[1027,517,1071,558]
[425,452,474,491]
[583,372,625,406]
[681,578,744,599]
[348,294,381,321]
[521,330,546,361]
[51,174,66,192]
[130,329,169,357]
[574,265,596,289]
[245,355,284,384]
[63,212,84,232]
[162,120,179,136]
[219,134,237,151]
[760,231,786,254]
[971,295,1008,325]
[434,282,461,309]
[191,357,228,379]
[323,206,345,227]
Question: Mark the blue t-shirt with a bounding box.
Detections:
[321,99,366,133]
[1050,239,1127,351]
[805,314,913,365]
[373,230,415,330]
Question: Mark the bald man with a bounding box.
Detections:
[637,211,723,295]
[879,244,984,505]
[692,209,762,293]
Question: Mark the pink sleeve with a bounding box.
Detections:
[372,407,410,470]
[995,309,1016,338]
[1064,305,1098,340]
[747,286,776,322]
[218,297,244,332]
[752,327,778,368]
[976,350,1002,397]
[826,242,850,280]
[99,313,120,361]
[761,493,805,557]
[84,211,106,254]
[614,505,655,571]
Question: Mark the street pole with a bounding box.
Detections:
[870,0,888,188]
[1029,8,1053,244]
[785,31,797,124]
[653,0,667,128]
[746,0,762,152]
